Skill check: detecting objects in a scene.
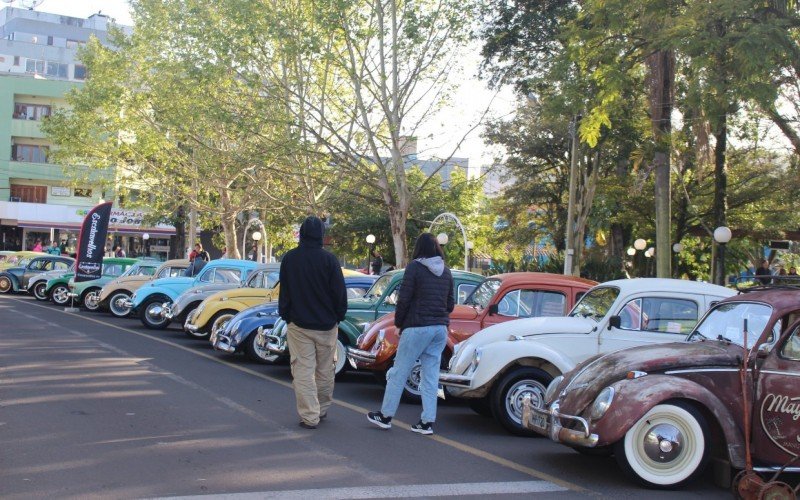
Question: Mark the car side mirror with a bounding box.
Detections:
[757,343,772,357]
[608,315,621,329]
[488,303,499,316]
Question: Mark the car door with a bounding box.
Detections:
[600,294,700,353]
[22,258,52,287]
[752,321,800,464]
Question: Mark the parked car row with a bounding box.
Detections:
[6,257,797,493]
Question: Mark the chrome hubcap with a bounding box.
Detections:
[0,277,10,292]
[84,292,99,309]
[643,424,684,463]
[404,361,422,395]
[110,294,131,316]
[252,328,272,360]
[505,380,546,424]
[146,304,166,324]
[53,287,68,303]
[34,283,47,299]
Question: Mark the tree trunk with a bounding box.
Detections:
[388,204,408,267]
[218,188,241,259]
[646,49,674,279]
[171,205,186,260]
[712,113,728,285]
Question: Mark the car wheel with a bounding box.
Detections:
[108,291,132,318]
[468,396,493,417]
[139,297,172,330]
[189,310,234,340]
[614,401,710,488]
[334,335,349,378]
[400,360,423,403]
[0,275,12,294]
[33,282,49,301]
[244,328,279,363]
[82,288,102,311]
[50,284,71,305]
[491,366,552,436]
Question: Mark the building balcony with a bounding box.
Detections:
[10,118,45,139]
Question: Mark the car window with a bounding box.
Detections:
[383,287,400,306]
[265,272,279,288]
[213,268,242,284]
[27,259,46,270]
[158,266,184,278]
[497,290,566,318]
[54,261,70,270]
[198,268,213,283]
[458,283,477,304]
[138,266,157,276]
[365,274,392,299]
[619,298,698,333]
[466,279,502,309]
[103,264,123,276]
[497,289,522,317]
[247,271,264,288]
[536,291,567,317]
[347,287,369,299]
[691,302,778,348]
[781,325,800,361]
[570,287,620,321]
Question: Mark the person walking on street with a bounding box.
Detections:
[368,233,454,435]
[371,250,383,275]
[755,259,772,285]
[279,216,347,429]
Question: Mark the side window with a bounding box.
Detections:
[533,291,567,317]
[28,259,46,270]
[139,266,156,276]
[213,268,241,284]
[40,260,54,271]
[198,269,214,283]
[619,298,643,330]
[247,271,264,288]
[457,283,477,304]
[103,264,123,276]
[347,287,369,299]
[642,298,698,333]
[54,261,70,270]
[265,272,279,289]
[781,325,800,361]
[497,290,521,317]
[382,280,402,306]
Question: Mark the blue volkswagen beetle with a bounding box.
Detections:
[211,275,378,363]
[0,255,73,295]
[129,259,261,330]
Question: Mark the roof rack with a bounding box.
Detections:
[732,275,800,293]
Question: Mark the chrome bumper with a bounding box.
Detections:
[183,309,200,331]
[67,292,78,298]
[163,303,175,319]
[438,371,473,388]
[522,398,599,447]
[210,330,235,353]
[265,331,287,355]
[346,347,377,369]
[122,299,134,309]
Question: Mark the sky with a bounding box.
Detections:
[24,0,515,169]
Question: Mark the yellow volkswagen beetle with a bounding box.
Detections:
[184,267,367,340]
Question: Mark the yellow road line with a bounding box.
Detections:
[4,296,593,494]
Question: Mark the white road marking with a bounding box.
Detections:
[156,481,567,499]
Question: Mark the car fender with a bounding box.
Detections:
[0,271,20,291]
[196,299,247,329]
[230,312,279,346]
[467,340,577,396]
[339,320,361,345]
[133,286,180,308]
[45,277,69,294]
[593,374,745,467]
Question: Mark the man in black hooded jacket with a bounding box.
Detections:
[279,216,347,429]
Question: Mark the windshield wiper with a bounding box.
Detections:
[688,331,706,341]
[717,334,733,343]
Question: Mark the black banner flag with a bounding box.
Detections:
[75,201,113,282]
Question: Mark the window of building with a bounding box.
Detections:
[25,59,44,74]
[13,56,19,66]
[25,59,69,79]
[10,185,47,203]
[74,64,86,80]
[73,188,93,198]
[47,36,53,46]
[46,61,68,78]
[13,103,51,120]
[11,144,49,163]
[66,40,85,49]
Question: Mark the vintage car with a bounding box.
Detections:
[348,272,597,401]
[264,269,484,375]
[440,278,735,436]
[211,275,379,363]
[66,257,140,309]
[128,258,261,330]
[0,254,74,294]
[186,267,366,340]
[170,263,281,337]
[96,259,190,317]
[29,263,76,300]
[522,287,800,491]
[0,251,49,271]
[45,257,139,306]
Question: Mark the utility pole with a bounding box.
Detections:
[563,116,579,276]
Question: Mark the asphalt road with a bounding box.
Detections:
[1,295,732,499]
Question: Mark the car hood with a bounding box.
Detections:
[210,287,273,301]
[463,316,596,351]
[147,277,195,289]
[110,275,153,286]
[558,340,741,414]
[450,304,480,321]
[357,313,396,349]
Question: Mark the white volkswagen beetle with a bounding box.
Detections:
[440,278,735,436]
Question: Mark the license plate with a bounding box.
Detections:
[530,412,548,430]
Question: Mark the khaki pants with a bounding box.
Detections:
[287,323,337,425]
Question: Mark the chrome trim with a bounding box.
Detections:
[211,331,236,353]
[438,371,473,388]
[346,347,377,364]
[753,466,800,473]
[759,370,800,378]
[265,334,287,354]
[122,299,133,309]
[523,398,599,447]
[163,304,174,319]
[664,368,746,374]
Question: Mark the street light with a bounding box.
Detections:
[672,242,683,253]
[466,241,474,270]
[437,233,449,245]
[634,238,647,251]
[365,234,376,274]
[252,231,262,263]
[142,233,150,258]
[714,226,732,286]
[626,247,636,256]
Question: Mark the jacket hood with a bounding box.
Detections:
[416,256,444,276]
[299,216,325,248]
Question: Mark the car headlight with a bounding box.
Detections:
[545,375,564,403]
[470,348,482,372]
[589,386,615,420]
[377,329,386,345]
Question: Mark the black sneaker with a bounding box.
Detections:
[367,411,392,429]
[299,421,317,430]
[411,420,433,435]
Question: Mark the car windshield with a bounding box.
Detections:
[464,279,502,309]
[688,302,778,348]
[120,263,155,278]
[569,287,620,321]
[364,274,392,299]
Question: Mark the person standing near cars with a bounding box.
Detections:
[279,216,347,429]
[368,233,454,435]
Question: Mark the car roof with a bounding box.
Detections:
[488,272,597,288]
[161,259,190,267]
[208,258,261,268]
[718,288,800,316]
[592,278,734,296]
[102,257,139,264]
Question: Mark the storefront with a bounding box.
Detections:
[0,201,175,257]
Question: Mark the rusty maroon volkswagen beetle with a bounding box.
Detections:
[523,286,800,491]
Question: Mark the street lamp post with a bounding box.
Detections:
[713,226,732,286]
[466,241,474,271]
[428,212,468,270]
[252,231,262,263]
[142,233,150,258]
[366,234,376,274]
[672,242,683,278]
